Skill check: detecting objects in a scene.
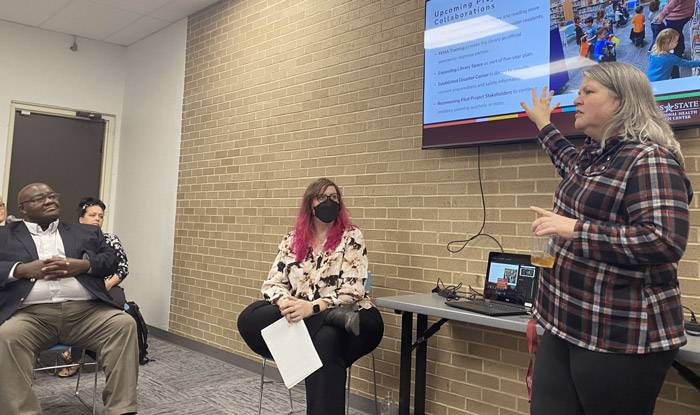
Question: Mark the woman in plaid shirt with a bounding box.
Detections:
[520,62,692,414]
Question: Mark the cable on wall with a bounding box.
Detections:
[447,145,504,253]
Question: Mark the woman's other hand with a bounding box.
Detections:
[278,296,313,322]
[104,275,121,290]
[530,206,577,239]
[520,87,560,131]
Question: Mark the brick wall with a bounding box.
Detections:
[172,0,700,413]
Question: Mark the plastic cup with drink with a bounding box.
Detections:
[531,235,555,268]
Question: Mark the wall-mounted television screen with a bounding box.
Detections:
[423,0,700,148]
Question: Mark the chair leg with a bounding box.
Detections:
[260,357,298,415]
[74,349,84,396]
[371,353,378,415]
[34,346,99,413]
[74,349,98,415]
[92,356,98,415]
[259,358,266,415]
[54,350,61,376]
[346,365,352,415]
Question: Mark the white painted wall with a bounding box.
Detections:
[0,20,126,206]
[0,18,187,330]
[114,19,187,330]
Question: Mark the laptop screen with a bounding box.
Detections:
[483,252,539,306]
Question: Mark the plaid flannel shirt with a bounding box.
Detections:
[533,124,692,354]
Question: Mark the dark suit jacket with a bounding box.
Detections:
[0,221,118,325]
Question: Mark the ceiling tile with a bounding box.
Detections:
[0,0,218,46]
[150,0,219,22]
[0,0,72,27]
[90,0,171,15]
[104,15,170,46]
[41,0,141,41]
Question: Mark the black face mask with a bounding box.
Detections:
[314,199,340,223]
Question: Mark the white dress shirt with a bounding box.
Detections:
[17,220,95,306]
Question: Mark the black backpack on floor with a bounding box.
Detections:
[124,301,151,365]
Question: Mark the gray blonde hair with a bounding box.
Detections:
[582,62,684,166]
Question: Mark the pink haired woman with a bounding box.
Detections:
[238,178,383,414]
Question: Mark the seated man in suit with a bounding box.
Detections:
[0,183,138,415]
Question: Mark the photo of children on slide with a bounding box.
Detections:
[552,0,700,94]
[423,0,700,132]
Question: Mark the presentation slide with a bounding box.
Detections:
[424,1,550,124]
[423,0,700,148]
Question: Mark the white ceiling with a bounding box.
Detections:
[0,0,220,46]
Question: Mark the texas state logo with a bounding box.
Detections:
[659,100,700,122]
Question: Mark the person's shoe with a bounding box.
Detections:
[56,350,79,378]
[324,304,360,336]
[57,366,79,377]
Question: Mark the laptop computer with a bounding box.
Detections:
[445,251,539,316]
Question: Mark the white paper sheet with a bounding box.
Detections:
[260,317,323,389]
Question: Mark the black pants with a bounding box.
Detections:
[664,16,692,78]
[237,300,384,414]
[531,331,677,415]
[649,23,664,51]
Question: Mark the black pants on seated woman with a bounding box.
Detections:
[237,178,384,414]
[238,301,383,413]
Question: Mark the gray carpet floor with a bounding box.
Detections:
[33,337,373,414]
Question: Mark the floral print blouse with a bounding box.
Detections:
[261,227,372,309]
[105,233,128,281]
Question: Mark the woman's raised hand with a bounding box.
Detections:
[520,87,560,131]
